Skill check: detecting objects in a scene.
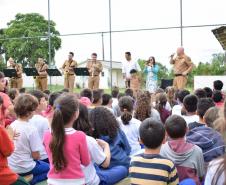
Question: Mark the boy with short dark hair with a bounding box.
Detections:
[172,89,190,116]
[194,88,207,99]
[91,89,103,108]
[182,94,199,125]
[188,98,215,130]
[212,90,224,108]
[129,118,179,185]
[161,115,204,184]
[213,80,223,91]
[203,87,213,98]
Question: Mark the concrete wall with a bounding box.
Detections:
[194,76,226,90]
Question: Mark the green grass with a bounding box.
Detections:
[25,84,194,94]
[25,85,125,94]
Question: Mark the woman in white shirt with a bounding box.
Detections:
[117,96,141,155]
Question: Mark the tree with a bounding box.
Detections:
[0,13,61,66]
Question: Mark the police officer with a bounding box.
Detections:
[8,57,23,89]
[62,52,77,92]
[86,53,103,90]
[35,57,48,91]
[170,47,194,90]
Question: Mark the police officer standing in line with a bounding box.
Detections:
[35,57,48,91]
[62,52,77,92]
[86,53,103,90]
[7,57,23,89]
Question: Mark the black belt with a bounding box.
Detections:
[175,74,183,77]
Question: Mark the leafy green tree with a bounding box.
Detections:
[0,13,61,66]
[187,53,226,87]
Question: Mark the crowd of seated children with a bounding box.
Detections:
[2,74,226,185]
[117,96,141,155]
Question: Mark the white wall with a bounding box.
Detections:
[194,76,226,90]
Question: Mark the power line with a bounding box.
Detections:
[0,23,226,41]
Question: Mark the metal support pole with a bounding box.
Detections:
[180,0,183,46]
[101,32,105,61]
[109,0,113,90]
[48,0,52,87]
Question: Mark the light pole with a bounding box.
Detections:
[48,0,52,86]
[109,0,113,90]
[180,0,183,46]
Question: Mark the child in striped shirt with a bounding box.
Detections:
[129,118,179,185]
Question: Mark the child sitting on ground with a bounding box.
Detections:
[28,90,50,163]
[0,125,29,185]
[161,115,204,184]
[74,103,127,185]
[8,94,49,185]
[129,117,179,185]
[90,107,131,169]
[182,94,199,125]
[44,94,90,185]
[118,96,141,155]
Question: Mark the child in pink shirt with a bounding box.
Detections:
[44,93,90,185]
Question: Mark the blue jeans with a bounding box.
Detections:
[19,161,49,185]
[179,178,196,185]
[95,165,128,185]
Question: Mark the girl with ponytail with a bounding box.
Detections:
[117,96,141,155]
[44,94,90,185]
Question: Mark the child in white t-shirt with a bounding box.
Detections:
[29,90,49,162]
[118,96,141,155]
[8,94,49,185]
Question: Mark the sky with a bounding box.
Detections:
[0,0,226,69]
